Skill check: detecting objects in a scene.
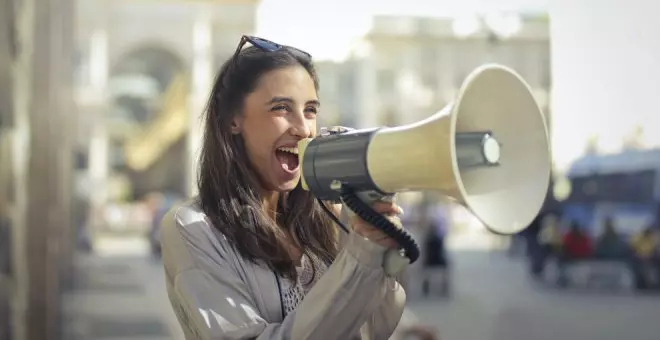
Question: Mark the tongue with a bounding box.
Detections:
[275,151,299,171]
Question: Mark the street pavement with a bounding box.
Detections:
[61,237,183,340]
[406,251,660,340]
[62,235,660,340]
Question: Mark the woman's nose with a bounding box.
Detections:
[289,114,312,138]
[290,123,312,138]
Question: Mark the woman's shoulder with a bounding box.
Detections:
[162,198,213,237]
[160,198,237,275]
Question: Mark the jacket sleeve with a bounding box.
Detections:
[161,206,406,340]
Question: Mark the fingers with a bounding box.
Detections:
[346,200,405,248]
[349,201,403,228]
[349,204,403,232]
[370,201,404,216]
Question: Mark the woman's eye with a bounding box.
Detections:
[305,106,318,115]
[272,105,289,113]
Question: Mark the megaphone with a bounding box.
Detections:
[298,64,551,263]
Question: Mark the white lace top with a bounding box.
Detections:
[279,253,329,316]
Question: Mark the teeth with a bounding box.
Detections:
[277,147,299,155]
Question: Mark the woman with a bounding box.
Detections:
[160,36,408,339]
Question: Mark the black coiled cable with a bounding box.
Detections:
[337,186,420,264]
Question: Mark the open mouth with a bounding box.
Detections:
[275,146,300,172]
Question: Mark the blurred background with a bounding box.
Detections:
[2,0,660,339]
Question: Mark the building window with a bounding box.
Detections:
[380,109,399,127]
[452,43,476,88]
[420,44,439,89]
[421,72,438,90]
[541,52,552,88]
[377,69,396,94]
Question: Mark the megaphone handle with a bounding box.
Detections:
[339,186,420,264]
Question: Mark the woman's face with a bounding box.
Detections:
[232,65,318,192]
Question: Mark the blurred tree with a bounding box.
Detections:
[623,125,645,150]
[584,134,599,155]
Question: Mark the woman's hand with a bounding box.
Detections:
[349,200,404,249]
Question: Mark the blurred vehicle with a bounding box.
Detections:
[560,148,660,238]
[537,148,660,291]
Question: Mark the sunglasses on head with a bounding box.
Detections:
[232,35,311,60]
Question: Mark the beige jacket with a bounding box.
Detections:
[160,200,407,340]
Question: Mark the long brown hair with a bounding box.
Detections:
[197,46,338,279]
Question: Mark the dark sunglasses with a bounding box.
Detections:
[232,35,311,60]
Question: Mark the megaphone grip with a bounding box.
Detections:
[339,186,420,263]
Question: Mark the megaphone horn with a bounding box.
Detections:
[298,64,551,261]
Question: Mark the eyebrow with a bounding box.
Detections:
[266,96,320,107]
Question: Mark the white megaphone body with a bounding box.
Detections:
[297,64,551,261]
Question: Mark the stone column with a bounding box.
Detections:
[55,0,77,295]
[9,0,76,338]
[87,5,110,228]
[9,0,36,338]
[188,13,213,197]
[550,1,660,171]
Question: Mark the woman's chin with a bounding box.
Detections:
[273,176,301,193]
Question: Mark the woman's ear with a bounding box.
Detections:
[231,116,243,135]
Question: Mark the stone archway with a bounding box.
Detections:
[109,45,185,124]
[107,45,188,199]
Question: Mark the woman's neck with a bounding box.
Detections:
[261,190,302,264]
[261,190,280,220]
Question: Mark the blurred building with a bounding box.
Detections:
[74,0,261,205]
[320,14,551,130]
[2,0,262,338]
[313,60,360,127]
